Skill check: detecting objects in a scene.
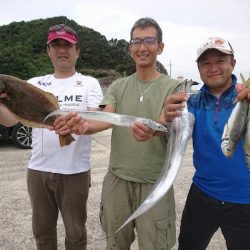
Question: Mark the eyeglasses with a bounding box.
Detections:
[130,37,158,47]
[49,24,77,37]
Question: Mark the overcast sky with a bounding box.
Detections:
[1,0,250,84]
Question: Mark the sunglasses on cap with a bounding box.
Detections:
[49,24,78,37]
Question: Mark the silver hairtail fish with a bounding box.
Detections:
[221,73,250,158]
[44,110,169,133]
[242,74,250,168]
[112,79,195,235]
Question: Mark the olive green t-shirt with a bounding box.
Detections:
[101,73,179,184]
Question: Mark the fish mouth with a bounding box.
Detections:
[221,145,233,158]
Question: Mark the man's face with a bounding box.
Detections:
[47,39,79,71]
[198,49,236,94]
[129,27,164,69]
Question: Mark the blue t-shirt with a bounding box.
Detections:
[188,75,250,204]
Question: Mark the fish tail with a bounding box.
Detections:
[59,134,75,146]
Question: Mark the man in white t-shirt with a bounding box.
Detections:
[26,24,103,250]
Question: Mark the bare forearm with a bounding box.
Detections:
[84,104,114,134]
[0,105,18,127]
[84,120,112,135]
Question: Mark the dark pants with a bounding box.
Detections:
[178,183,250,250]
[27,169,90,250]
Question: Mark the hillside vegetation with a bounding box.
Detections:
[0,16,168,82]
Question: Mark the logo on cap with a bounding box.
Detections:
[47,24,78,44]
[196,37,234,61]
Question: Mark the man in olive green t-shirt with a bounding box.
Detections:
[54,17,179,250]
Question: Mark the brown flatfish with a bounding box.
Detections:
[0,74,74,146]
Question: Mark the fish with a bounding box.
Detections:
[221,73,250,158]
[242,74,250,168]
[44,110,169,133]
[221,100,248,157]
[111,79,195,235]
[45,80,194,236]
[0,74,74,146]
[243,111,250,168]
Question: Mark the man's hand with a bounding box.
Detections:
[164,92,189,122]
[130,122,155,141]
[235,83,250,102]
[51,112,90,135]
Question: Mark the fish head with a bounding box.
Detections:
[155,123,169,133]
[221,135,235,158]
[136,118,169,133]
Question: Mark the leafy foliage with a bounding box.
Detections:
[0,16,168,80]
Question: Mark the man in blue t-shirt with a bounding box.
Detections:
[165,37,250,250]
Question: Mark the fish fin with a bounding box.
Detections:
[240,73,250,87]
[42,91,60,109]
[43,109,61,123]
[174,79,193,93]
[9,110,49,128]
[240,73,246,85]
[29,85,59,109]
[59,134,75,146]
[23,80,59,109]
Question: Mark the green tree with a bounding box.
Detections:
[0,16,168,81]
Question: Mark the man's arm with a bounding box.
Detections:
[0,105,18,127]
[0,92,18,127]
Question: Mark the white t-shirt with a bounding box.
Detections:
[27,72,103,174]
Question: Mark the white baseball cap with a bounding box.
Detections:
[196,37,234,61]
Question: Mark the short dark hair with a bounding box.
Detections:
[130,17,163,42]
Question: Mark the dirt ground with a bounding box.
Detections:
[0,130,226,250]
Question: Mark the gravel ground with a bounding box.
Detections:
[0,130,226,249]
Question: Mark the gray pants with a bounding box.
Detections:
[27,169,90,250]
[99,171,176,250]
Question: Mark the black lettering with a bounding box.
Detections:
[56,96,62,103]
[65,96,73,101]
[76,95,82,102]
[56,95,83,102]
